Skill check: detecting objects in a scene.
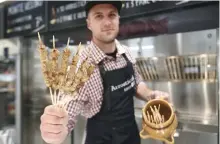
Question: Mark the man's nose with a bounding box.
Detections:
[103,18,111,27]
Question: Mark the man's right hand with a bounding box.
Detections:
[40,105,69,144]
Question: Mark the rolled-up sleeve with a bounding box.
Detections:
[58,82,89,134]
[133,64,143,87]
[66,99,83,133]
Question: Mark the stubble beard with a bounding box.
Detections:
[95,31,118,44]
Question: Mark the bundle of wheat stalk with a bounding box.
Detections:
[146,104,165,125]
[37,32,95,109]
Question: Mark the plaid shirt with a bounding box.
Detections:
[62,39,143,133]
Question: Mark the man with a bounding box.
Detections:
[40,1,170,144]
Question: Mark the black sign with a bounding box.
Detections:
[48,1,87,31]
[4,1,46,37]
[120,1,208,18]
[118,2,219,39]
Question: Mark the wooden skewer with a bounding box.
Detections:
[57,90,61,102]
[63,98,71,109]
[150,106,155,115]
[49,87,54,104]
[146,104,165,124]
[52,35,56,104]
[53,35,55,49]
[153,106,159,123]
[38,32,42,44]
[158,104,161,123]
[162,115,165,123]
[147,111,150,122]
[150,106,157,124]
[67,37,70,47]
[154,105,161,123]
[76,42,82,55]
[75,42,82,74]
[158,104,160,111]
[150,115,154,123]
[55,90,57,104]
[61,97,72,108]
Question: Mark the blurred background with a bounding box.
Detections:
[0,1,219,144]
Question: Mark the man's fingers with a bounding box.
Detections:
[41,131,63,143]
[40,123,64,134]
[44,105,67,118]
[41,114,68,125]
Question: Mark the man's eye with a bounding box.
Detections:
[96,15,102,19]
[110,13,116,17]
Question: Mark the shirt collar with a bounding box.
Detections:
[89,39,126,64]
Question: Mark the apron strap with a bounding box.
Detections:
[98,53,130,79]
[98,61,105,77]
[98,61,111,110]
[122,53,129,62]
[98,60,106,86]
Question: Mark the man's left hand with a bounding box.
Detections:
[149,90,170,101]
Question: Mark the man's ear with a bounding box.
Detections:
[86,18,91,30]
[118,15,120,25]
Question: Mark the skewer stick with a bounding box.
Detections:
[49,87,54,104]
[38,32,42,44]
[158,104,161,123]
[76,42,82,55]
[150,106,157,124]
[67,37,70,47]
[162,115,165,123]
[63,98,71,109]
[61,97,71,108]
[158,104,160,112]
[147,111,150,122]
[53,35,55,49]
[153,106,159,123]
[150,115,154,123]
[75,42,82,74]
[154,105,161,123]
[52,35,55,103]
[57,90,61,102]
[54,90,57,104]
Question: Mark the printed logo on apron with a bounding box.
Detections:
[111,75,135,92]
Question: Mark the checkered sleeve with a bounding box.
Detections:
[80,68,103,118]
[62,67,103,134]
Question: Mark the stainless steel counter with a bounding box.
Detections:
[134,108,217,144]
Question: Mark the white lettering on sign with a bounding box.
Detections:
[24,1,43,11]
[7,24,32,34]
[56,1,86,14]
[111,76,135,92]
[8,3,23,16]
[7,1,43,16]
[54,11,86,24]
[10,15,32,25]
[122,0,188,9]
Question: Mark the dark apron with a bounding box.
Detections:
[85,54,140,144]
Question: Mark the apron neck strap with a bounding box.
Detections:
[98,53,130,80]
[122,53,129,63]
[98,60,105,82]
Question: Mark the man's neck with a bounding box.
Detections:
[92,38,116,54]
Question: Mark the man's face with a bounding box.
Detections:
[86,4,120,43]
